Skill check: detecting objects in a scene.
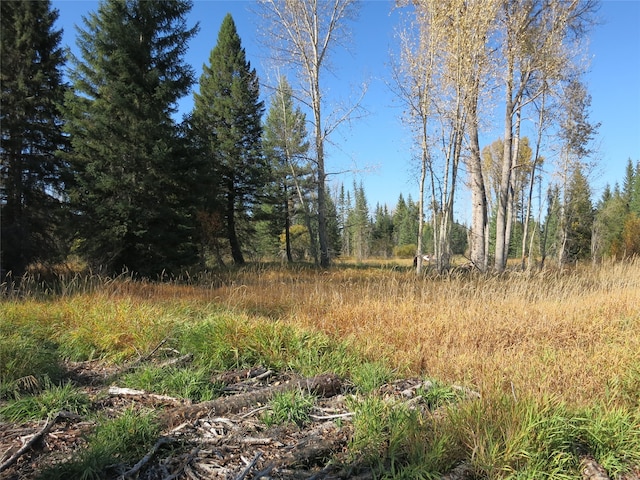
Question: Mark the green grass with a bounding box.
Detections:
[0,380,90,422]
[262,389,317,427]
[0,323,63,399]
[350,361,396,394]
[1,268,639,479]
[121,365,224,402]
[418,380,466,410]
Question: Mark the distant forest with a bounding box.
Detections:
[2,0,639,278]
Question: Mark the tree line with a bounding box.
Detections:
[1,0,637,278]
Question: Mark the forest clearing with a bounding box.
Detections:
[1,260,639,479]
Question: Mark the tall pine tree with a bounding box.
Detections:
[1,0,68,275]
[63,0,198,276]
[263,76,310,263]
[191,14,265,265]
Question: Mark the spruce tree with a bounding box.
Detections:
[371,204,394,258]
[191,14,265,265]
[628,159,640,215]
[593,187,627,259]
[346,182,370,261]
[1,0,68,275]
[564,166,594,262]
[263,76,310,262]
[63,0,198,276]
[325,188,342,258]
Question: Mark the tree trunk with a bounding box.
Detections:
[416,118,428,275]
[227,182,244,265]
[313,81,330,268]
[284,185,292,262]
[468,114,488,272]
[522,89,546,270]
[495,77,514,272]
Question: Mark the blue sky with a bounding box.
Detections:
[53,0,639,218]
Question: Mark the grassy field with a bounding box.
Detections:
[1,259,639,478]
[168,258,640,406]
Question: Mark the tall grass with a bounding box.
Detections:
[2,260,638,405]
[200,259,640,407]
[1,259,638,477]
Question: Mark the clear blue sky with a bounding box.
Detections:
[53,0,640,218]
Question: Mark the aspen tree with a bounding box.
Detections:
[493,0,597,272]
[258,0,362,267]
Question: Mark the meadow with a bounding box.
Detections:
[1,259,639,478]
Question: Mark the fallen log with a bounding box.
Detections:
[159,373,342,429]
[108,386,185,405]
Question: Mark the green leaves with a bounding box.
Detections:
[0,0,69,274]
[63,0,199,276]
[191,14,265,265]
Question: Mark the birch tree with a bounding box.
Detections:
[393,2,438,273]
[257,0,361,268]
[395,0,497,273]
[451,0,498,272]
[493,0,597,272]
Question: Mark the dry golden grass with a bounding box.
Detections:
[6,259,637,406]
[194,260,640,406]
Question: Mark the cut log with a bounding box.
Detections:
[159,374,342,429]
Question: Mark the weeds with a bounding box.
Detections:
[0,332,63,400]
[418,380,465,410]
[262,389,317,427]
[350,361,396,394]
[121,366,223,402]
[0,380,90,422]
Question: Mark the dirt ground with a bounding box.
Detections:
[0,359,430,480]
[2,360,638,480]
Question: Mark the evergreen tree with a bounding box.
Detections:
[191,14,265,265]
[338,185,352,256]
[63,0,198,276]
[392,194,408,246]
[263,76,310,262]
[540,185,561,268]
[371,203,394,258]
[622,158,635,208]
[450,222,469,255]
[563,166,593,262]
[629,160,640,215]
[324,188,342,258]
[399,195,419,247]
[1,0,68,275]
[556,78,599,265]
[593,186,628,260]
[346,182,370,261]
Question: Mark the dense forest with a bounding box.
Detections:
[1,0,639,278]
